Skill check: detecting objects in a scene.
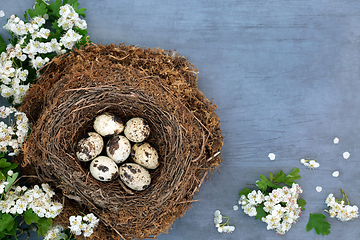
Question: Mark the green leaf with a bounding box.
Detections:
[5,172,18,192]
[3,163,19,174]
[76,8,87,18]
[0,214,15,232]
[24,209,40,225]
[38,217,52,226]
[37,218,52,237]
[48,0,62,18]
[27,9,36,18]
[306,213,331,236]
[283,167,301,186]
[37,224,49,237]
[256,174,271,192]
[24,11,29,22]
[0,158,11,168]
[268,172,274,182]
[257,174,282,191]
[74,28,88,36]
[255,205,267,220]
[0,35,6,54]
[297,198,306,210]
[5,217,17,237]
[67,0,78,7]
[239,188,252,197]
[273,170,286,183]
[29,2,48,18]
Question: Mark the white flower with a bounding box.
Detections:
[348,205,359,219]
[243,204,256,216]
[85,213,99,225]
[333,137,339,144]
[247,190,258,205]
[83,226,94,237]
[31,17,45,27]
[316,186,322,192]
[343,151,350,159]
[7,170,13,176]
[59,4,72,17]
[0,181,9,194]
[305,160,319,169]
[70,215,83,227]
[75,19,87,30]
[268,153,276,161]
[271,204,285,218]
[15,198,27,214]
[245,186,304,235]
[213,210,222,224]
[44,228,58,240]
[332,171,339,178]
[31,56,49,70]
[325,192,358,221]
[222,226,235,233]
[69,226,82,236]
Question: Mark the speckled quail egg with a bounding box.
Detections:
[90,156,119,181]
[76,132,104,162]
[131,142,159,169]
[124,117,150,142]
[119,163,151,191]
[106,135,131,164]
[93,112,124,137]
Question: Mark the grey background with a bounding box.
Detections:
[1,0,360,239]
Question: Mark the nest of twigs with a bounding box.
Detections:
[16,44,223,239]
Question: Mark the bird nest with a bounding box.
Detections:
[15,44,223,239]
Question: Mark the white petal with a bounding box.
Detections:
[214,210,221,216]
[332,171,339,177]
[343,151,350,159]
[0,10,4,18]
[316,186,322,192]
[333,137,339,144]
[233,205,239,211]
[268,153,276,161]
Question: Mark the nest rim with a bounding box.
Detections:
[17,43,223,240]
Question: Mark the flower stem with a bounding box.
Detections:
[220,216,230,227]
[340,188,350,205]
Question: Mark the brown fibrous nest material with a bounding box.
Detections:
[16,44,223,240]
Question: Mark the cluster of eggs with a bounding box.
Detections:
[75,113,159,191]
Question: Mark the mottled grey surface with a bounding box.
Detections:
[1,0,360,239]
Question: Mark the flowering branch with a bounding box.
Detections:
[0,0,88,105]
[237,168,306,235]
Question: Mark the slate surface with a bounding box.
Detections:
[1,1,360,239]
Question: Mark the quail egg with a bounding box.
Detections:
[131,142,159,169]
[90,156,119,181]
[93,112,124,137]
[106,135,131,164]
[76,132,104,162]
[119,163,151,191]
[124,117,150,142]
